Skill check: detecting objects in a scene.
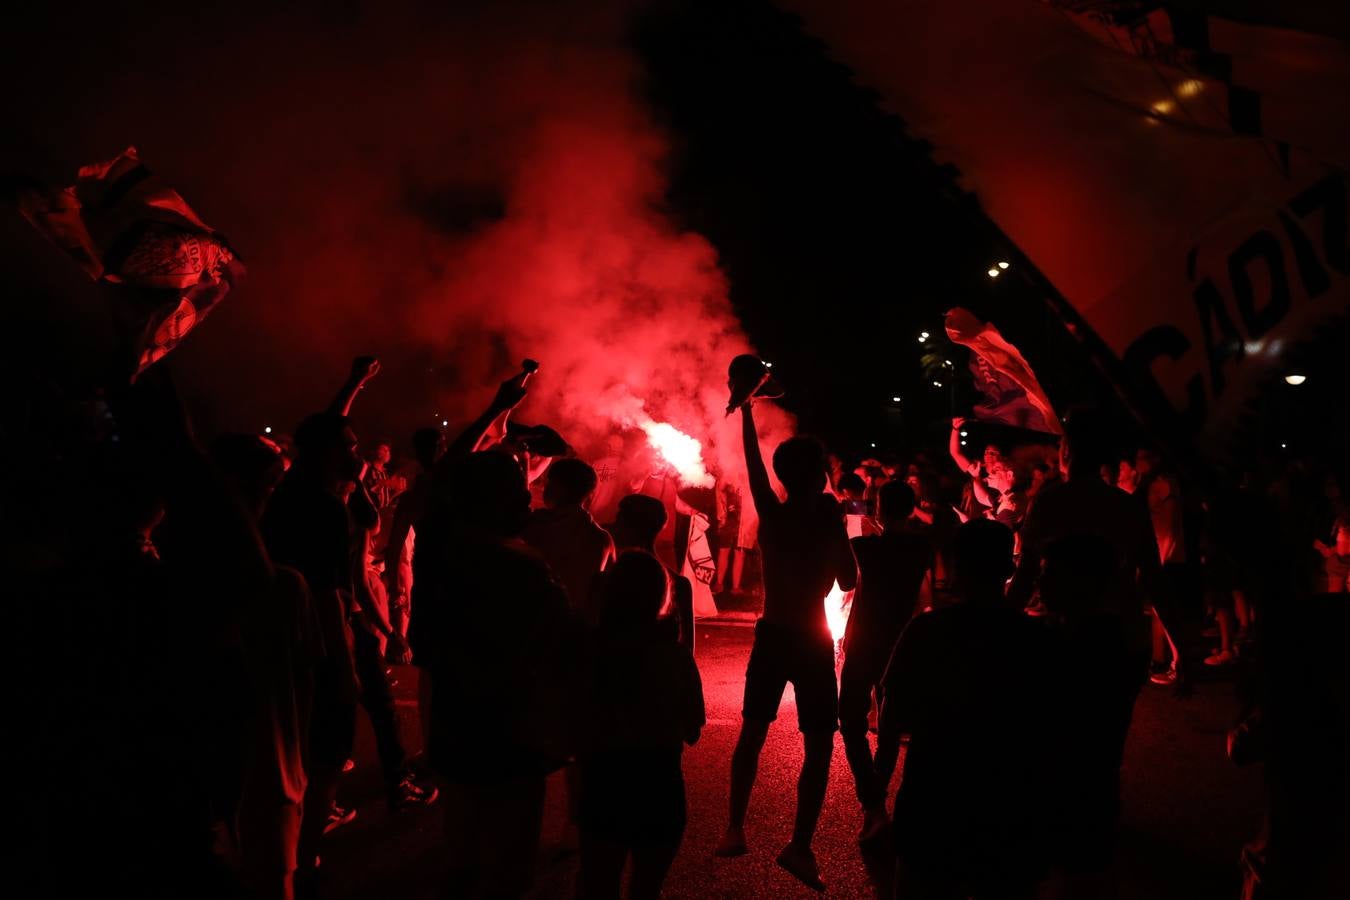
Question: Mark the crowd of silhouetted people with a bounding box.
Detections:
[10,348,1350,900]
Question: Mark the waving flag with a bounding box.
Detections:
[18,147,244,379]
[946,307,1062,435]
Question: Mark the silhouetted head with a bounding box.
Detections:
[369,441,392,467]
[951,519,1015,599]
[210,433,286,518]
[877,480,917,527]
[294,412,362,486]
[838,471,866,499]
[773,436,827,498]
[611,494,668,551]
[600,550,670,629]
[543,457,598,509]
[1040,534,1119,620]
[437,450,531,538]
[411,427,444,471]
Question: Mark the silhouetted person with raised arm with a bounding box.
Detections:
[609,493,697,653]
[521,457,615,625]
[714,398,857,892]
[579,551,705,900]
[332,360,438,816]
[880,520,1053,899]
[839,480,932,843]
[1039,534,1144,898]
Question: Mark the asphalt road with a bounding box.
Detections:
[322,622,1263,899]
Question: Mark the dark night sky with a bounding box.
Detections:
[4,0,1335,466]
[634,1,1122,453]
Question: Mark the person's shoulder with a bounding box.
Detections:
[583,513,611,544]
[900,607,942,639]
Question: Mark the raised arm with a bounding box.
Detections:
[328,356,380,417]
[446,376,528,459]
[740,402,777,515]
[948,417,977,475]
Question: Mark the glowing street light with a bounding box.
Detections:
[264,426,272,435]
[764,361,774,369]
[441,419,449,427]
[870,442,877,449]
[1284,373,1307,385]
[933,380,943,388]
[891,396,902,403]
[959,430,968,437]
[997,261,1010,270]
[987,268,1001,278]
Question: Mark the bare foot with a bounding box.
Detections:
[714,826,748,857]
[777,842,825,892]
[858,805,889,844]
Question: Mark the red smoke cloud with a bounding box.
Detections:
[2,2,795,499]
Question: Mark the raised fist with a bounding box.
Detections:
[351,355,381,383]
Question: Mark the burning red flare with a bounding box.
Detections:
[640,419,713,487]
[825,580,851,643]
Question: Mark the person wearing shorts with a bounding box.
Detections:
[713,400,857,892]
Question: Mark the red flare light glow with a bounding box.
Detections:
[825,580,851,643]
[639,418,714,487]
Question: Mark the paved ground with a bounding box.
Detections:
[323,622,1263,899]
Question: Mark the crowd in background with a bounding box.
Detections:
[10,346,1349,900]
